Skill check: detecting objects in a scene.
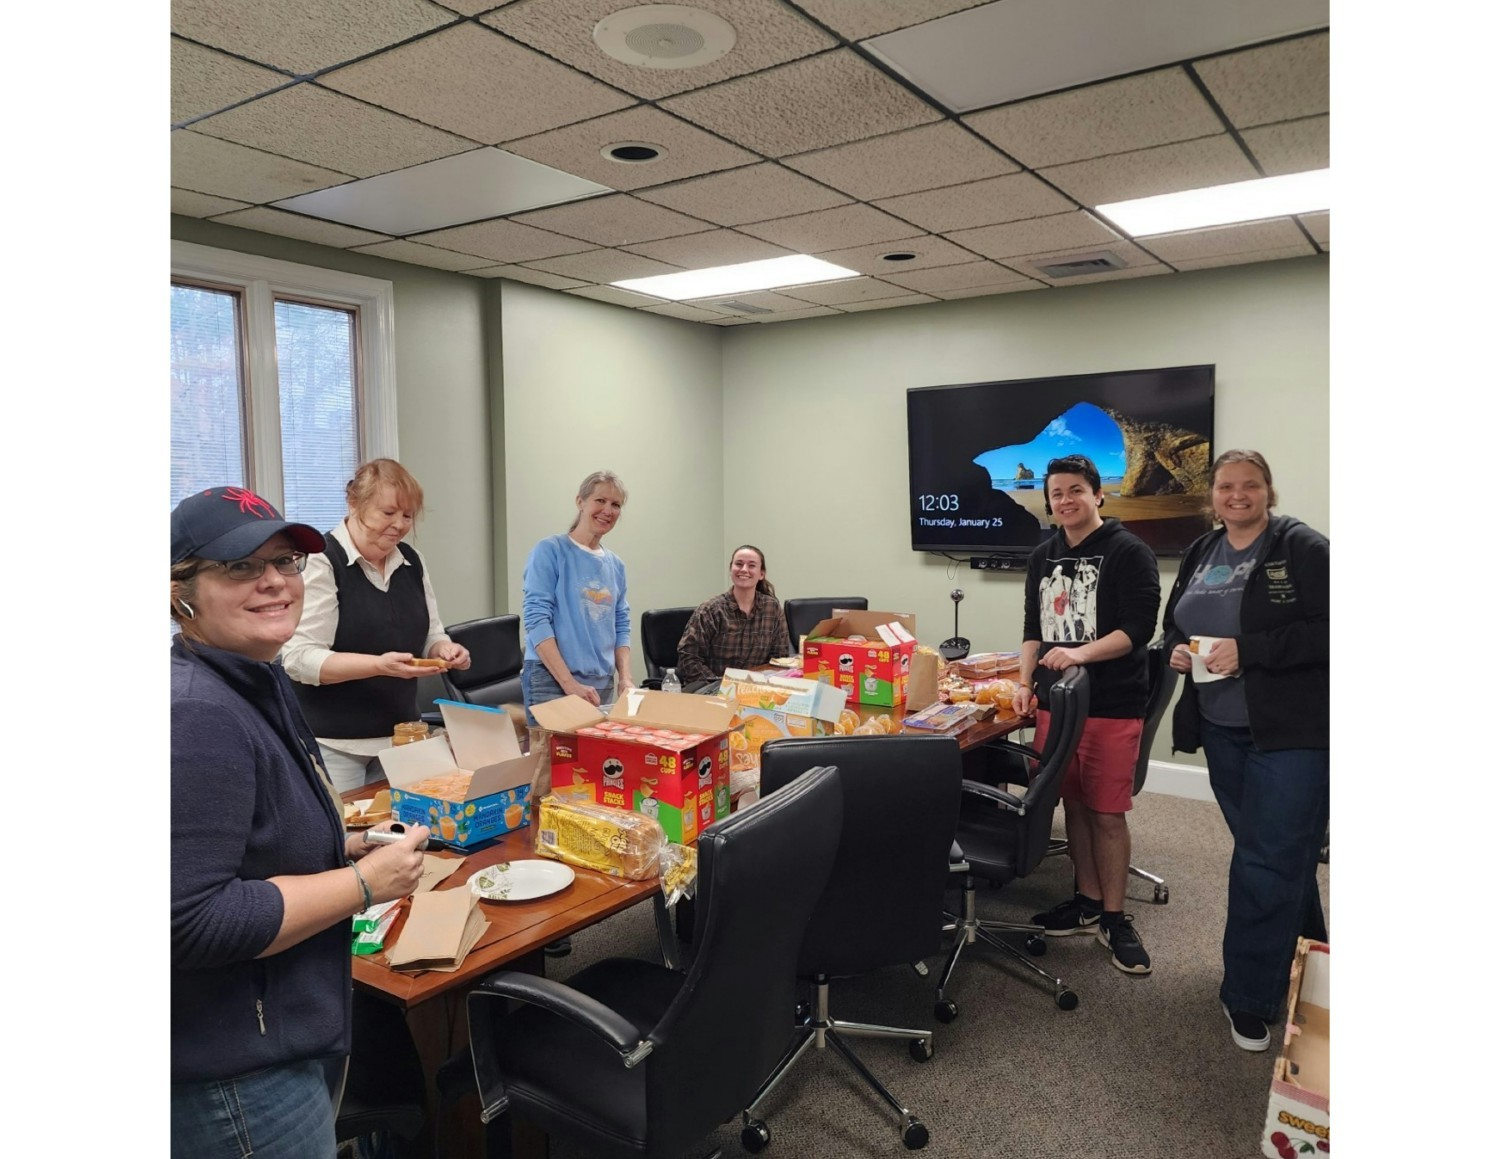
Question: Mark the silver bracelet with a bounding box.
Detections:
[349,863,373,913]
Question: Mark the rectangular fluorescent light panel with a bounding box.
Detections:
[614,255,860,301]
[1097,169,1330,237]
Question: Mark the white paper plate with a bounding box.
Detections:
[469,860,576,902]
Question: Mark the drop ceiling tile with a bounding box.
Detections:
[778,277,913,306]
[1041,135,1260,207]
[640,302,738,323]
[524,249,682,282]
[172,187,252,217]
[1242,115,1328,177]
[737,203,918,252]
[172,39,289,124]
[1300,211,1328,247]
[1173,246,1320,272]
[784,122,1017,201]
[698,290,832,313]
[210,207,392,247]
[191,84,479,178]
[882,261,1034,294]
[170,0,455,74]
[814,234,976,275]
[946,212,1121,261]
[1195,32,1329,129]
[875,172,1073,233]
[635,163,852,226]
[171,130,352,202]
[408,217,595,263]
[963,67,1225,169]
[660,50,943,157]
[752,306,842,322]
[836,293,941,312]
[350,239,496,271]
[466,265,590,289]
[504,106,756,192]
[622,230,792,268]
[319,22,635,145]
[482,0,836,100]
[1144,218,1312,263]
[791,0,991,41]
[933,280,1046,299]
[565,285,668,308]
[515,194,712,246]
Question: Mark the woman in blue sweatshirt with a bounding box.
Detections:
[170,487,428,1157]
[521,470,634,725]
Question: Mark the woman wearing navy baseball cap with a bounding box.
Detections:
[169,486,427,1158]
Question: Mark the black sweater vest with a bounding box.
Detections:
[293,536,429,739]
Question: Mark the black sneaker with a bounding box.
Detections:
[1097,914,1152,974]
[1222,1003,1271,1051]
[1031,896,1102,936]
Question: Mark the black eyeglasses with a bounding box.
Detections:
[203,552,308,582]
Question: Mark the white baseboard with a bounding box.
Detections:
[1141,759,1214,802]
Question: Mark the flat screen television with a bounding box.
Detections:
[907,365,1215,557]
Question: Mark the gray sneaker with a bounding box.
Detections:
[1097,914,1152,974]
[1031,896,1102,936]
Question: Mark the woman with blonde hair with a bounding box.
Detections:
[283,459,470,792]
[521,470,633,725]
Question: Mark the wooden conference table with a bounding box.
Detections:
[348,691,1029,1157]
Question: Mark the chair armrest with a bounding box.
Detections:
[981,739,1041,764]
[641,678,662,691]
[960,779,1024,813]
[467,971,654,1123]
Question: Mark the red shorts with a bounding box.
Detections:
[1032,710,1143,814]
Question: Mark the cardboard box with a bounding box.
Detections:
[1261,938,1329,1158]
[802,610,918,707]
[717,668,848,774]
[532,690,736,844]
[379,699,535,849]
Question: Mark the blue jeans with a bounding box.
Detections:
[521,660,614,726]
[1201,719,1329,1020]
[172,1057,341,1158]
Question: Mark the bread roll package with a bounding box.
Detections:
[536,794,667,880]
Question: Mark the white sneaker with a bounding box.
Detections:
[1222,1002,1271,1052]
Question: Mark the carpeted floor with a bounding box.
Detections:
[543,790,1330,1159]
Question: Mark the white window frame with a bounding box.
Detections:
[170,240,398,511]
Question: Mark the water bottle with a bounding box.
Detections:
[661,667,682,694]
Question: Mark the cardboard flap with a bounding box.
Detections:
[610,689,737,732]
[379,732,460,788]
[469,752,537,798]
[531,695,606,733]
[437,699,521,775]
[808,610,917,640]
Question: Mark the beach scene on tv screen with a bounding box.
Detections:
[973,401,1210,525]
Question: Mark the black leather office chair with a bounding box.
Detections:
[465,766,843,1159]
[782,597,868,649]
[335,991,428,1156]
[935,666,1090,1017]
[440,615,524,708]
[742,734,963,1152]
[640,606,695,690]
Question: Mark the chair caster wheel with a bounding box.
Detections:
[908,1037,933,1062]
[1153,885,1169,904]
[902,1117,929,1150]
[1025,934,1047,956]
[933,998,958,1024]
[1056,988,1079,1011]
[741,1120,770,1153]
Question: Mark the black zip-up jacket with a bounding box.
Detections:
[1162,515,1329,752]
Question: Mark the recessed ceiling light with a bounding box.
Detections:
[602,141,664,163]
[881,251,918,262]
[593,5,737,70]
[1096,169,1330,237]
[614,255,859,301]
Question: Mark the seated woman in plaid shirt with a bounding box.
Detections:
[676,545,793,688]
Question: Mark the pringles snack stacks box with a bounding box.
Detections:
[801,610,918,707]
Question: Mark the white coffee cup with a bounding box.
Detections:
[1189,635,1231,683]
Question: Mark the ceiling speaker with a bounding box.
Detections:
[593,5,737,70]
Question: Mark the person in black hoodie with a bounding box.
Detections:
[1161,450,1329,1053]
[170,486,428,1158]
[1015,455,1161,975]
